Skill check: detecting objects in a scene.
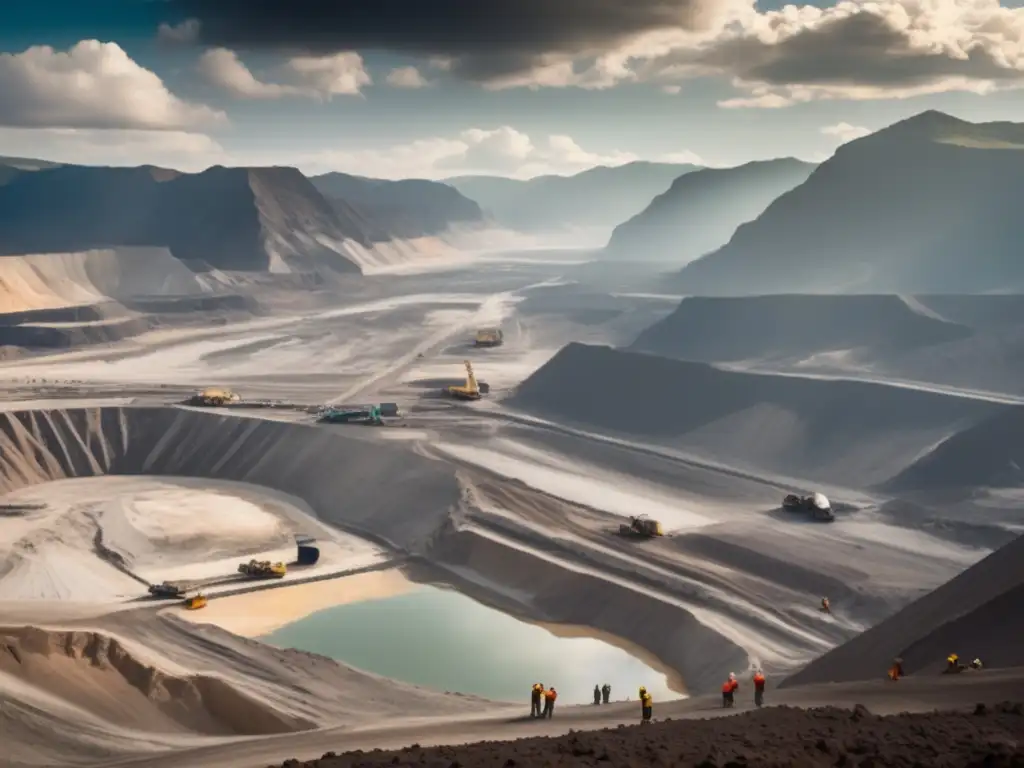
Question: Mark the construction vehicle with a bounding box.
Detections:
[474,328,504,348]
[445,360,488,401]
[618,514,664,538]
[183,593,207,610]
[187,387,240,407]
[782,492,835,521]
[237,559,287,579]
[319,404,385,425]
[148,581,187,599]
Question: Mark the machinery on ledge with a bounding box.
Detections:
[238,559,287,579]
[319,404,385,425]
[782,492,835,522]
[619,514,664,538]
[149,581,188,599]
[187,387,240,407]
[445,360,490,401]
[183,593,207,610]
[474,328,504,347]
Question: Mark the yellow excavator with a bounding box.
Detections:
[183,593,207,610]
[445,360,486,401]
[237,560,287,579]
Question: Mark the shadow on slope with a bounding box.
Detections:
[674,111,1024,294]
[0,627,312,735]
[508,343,1010,487]
[781,532,1024,687]
[630,294,973,363]
[605,159,815,264]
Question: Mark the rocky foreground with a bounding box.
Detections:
[273,702,1024,767]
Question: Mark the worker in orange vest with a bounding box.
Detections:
[722,672,739,708]
[752,669,766,707]
[542,686,557,718]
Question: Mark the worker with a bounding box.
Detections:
[888,657,904,681]
[601,683,611,704]
[543,687,557,718]
[722,672,739,708]
[821,597,831,614]
[530,682,544,717]
[594,685,601,705]
[945,654,961,674]
[752,669,766,707]
[639,686,653,724]
[970,658,983,670]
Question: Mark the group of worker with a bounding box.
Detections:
[530,683,558,718]
[592,683,612,704]
[887,653,984,681]
[722,669,767,708]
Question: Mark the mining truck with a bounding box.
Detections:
[473,328,504,348]
[237,559,287,579]
[782,492,835,521]
[618,514,664,538]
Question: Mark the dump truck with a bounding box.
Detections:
[187,387,240,407]
[445,360,489,401]
[618,514,664,538]
[183,593,207,610]
[148,581,187,599]
[474,328,504,348]
[318,404,384,425]
[782,492,835,521]
[237,559,287,579]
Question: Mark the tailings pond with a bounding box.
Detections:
[262,580,678,706]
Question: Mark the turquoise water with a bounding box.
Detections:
[261,583,676,706]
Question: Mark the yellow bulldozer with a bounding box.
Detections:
[183,593,207,610]
[187,387,240,407]
[445,360,489,401]
[618,514,664,539]
[237,559,287,579]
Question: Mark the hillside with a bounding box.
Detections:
[0,155,62,185]
[630,295,974,363]
[781,531,1024,687]
[0,164,364,274]
[674,111,1024,294]
[445,161,699,232]
[605,159,815,263]
[507,342,1005,488]
[310,172,484,240]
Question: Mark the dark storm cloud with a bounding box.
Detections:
[163,0,715,80]
[693,12,1020,88]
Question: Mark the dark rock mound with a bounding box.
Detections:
[271,703,1024,767]
[782,533,1024,688]
[631,294,973,363]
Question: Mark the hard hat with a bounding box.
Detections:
[728,672,736,681]
[639,686,646,693]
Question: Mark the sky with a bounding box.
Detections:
[1,0,1024,180]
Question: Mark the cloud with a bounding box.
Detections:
[157,18,201,45]
[290,126,698,179]
[0,40,225,130]
[198,48,371,99]
[0,128,224,171]
[386,66,430,88]
[821,122,872,143]
[163,0,1024,105]
[162,0,725,83]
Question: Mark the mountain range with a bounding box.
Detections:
[673,111,1024,294]
[445,161,699,233]
[604,158,816,264]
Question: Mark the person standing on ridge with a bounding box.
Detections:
[639,686,653,724]
[543,686,557,718]
[530,682,544,717]
[722,672,739,708]
[752,669,766,707]
[602,683,611,704]
[593,685,601,705]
